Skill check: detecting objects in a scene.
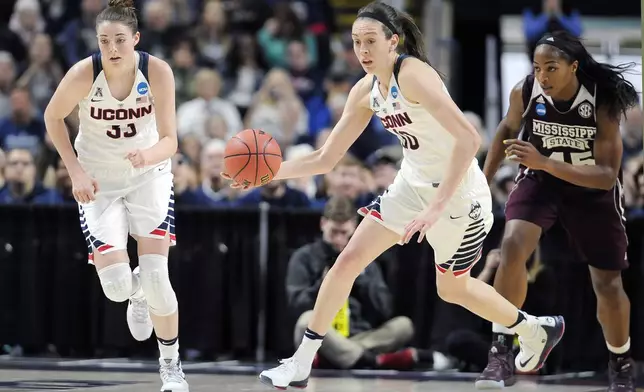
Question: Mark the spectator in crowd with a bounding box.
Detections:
[171,151,213,206]
[137,0,181,60]
[0,147,61,204]
[523,0,582,58]
[313,154,374,209]
[194,139,239,205]
[222,34,265,116]
[15,33,64,113]
[0,87,46,157]
[50,157,75,204]
[57,0,102,67]
[245,68,308,147]
[220,0,271,34]
[365,145,402,194]
[257,2,317,69]
[0,51,17,119]
[177,68,243,142]
[287,196,416,370]
[193,0,231,69]
[169,37,201,107]
[9,0,46,55]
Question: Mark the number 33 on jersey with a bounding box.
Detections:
[75,51,157,169]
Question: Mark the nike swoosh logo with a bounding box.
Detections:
[519,355,534,368]
[449,215,462,219]
[91,98,102,102]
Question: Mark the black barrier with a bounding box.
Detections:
[0,205,642,371]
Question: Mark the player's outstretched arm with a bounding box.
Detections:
[129,56,178,167]
[540,106,621,190]
[397,58,480,211]
[483,79,525,184]
[272,76,374,181]
[44,58,94,178]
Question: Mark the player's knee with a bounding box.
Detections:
[590,271,624,300]
[139,254,178,316]
[97,262,133,303]
[500,234,529,266]
[331,247,366,278]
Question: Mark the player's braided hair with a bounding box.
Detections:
[96,0,138,34]
[535,30,639,122]
[357,1,444,79]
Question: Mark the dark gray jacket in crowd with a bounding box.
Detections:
[286,239,393,336]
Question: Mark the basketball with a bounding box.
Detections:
[224,129,282,187]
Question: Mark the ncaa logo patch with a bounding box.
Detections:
[536,103,547,116]
[578,102,593,118]
[391,86,398,99]
[137,82,148,95]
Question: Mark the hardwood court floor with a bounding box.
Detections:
[0,368,634,392]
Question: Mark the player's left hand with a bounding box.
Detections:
[126,149,148,168]
[503,139,548,170]
[403,204,443,244]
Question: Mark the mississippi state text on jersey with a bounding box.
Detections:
[75,51,158,174]
[369,55,479,187]
[519,74,598,170]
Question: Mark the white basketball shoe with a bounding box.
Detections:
[515,315,565,372]
[159,357,189,392]
[259,357,310,390]
[126,266,154,341]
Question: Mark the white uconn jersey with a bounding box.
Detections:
[369,55,479,187]
[76,51,159,178]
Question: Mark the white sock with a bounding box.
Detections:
[492,323,514,335]
[294,330,323,366]
[508,311,539,339]
[158,337,179,360]
[607,337,630,354]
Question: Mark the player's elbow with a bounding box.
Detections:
[455,127,481,155]
[43,105,64,127]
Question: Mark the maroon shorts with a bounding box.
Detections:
[505,172,628,271]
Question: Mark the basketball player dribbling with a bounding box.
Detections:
[43,1,188,391]
[478,31,639,391]
[221,2,565,390]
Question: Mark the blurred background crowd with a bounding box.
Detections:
[0,0,641,216]
[0,0,642,373]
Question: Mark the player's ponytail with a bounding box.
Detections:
[396,11,430,65]
[535,30,639,122]
[97,0,138,34]
[357,2,442,78]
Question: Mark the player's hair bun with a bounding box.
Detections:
[108,0,135,8]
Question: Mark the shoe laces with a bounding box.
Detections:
[276,357,298,374]
[160,360,185,383]
[131,298,149,323]
[486,345,512,372]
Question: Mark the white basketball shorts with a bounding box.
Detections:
[358,168,493,277]
[78,161,175,263]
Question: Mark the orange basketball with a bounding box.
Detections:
[224,129,282,187]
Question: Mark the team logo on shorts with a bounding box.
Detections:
[536,103,547,116]
[137,82,149,95]
[578,102,593,118]
[468,201,482,220]
[391,86,399,99]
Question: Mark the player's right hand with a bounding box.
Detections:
[71,170,99,204]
